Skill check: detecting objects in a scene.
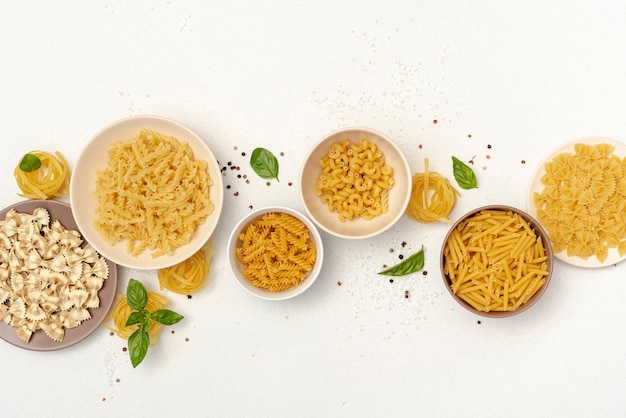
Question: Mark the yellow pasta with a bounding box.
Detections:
[94,129,214,258]
[315,138,393,222]
[443,209,549,312]
[405,158,459,224]
[14,150,71,199]
[158,239,213,294]
[235,212,316,292]
[103,291,169,346]
[534,142,626,262]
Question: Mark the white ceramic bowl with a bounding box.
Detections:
[299,127,412,239]
[227,206,323,300]
[70,115,224,270]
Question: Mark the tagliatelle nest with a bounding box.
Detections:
[0,208,109,342]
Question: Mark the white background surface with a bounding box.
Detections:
[1,1,626,417]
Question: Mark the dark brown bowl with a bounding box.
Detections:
[440,205,553,318]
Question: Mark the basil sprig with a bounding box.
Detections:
[378,246,425,276]
[451,156,477,190]
[250,147,279,181]
[124,279,184,368]
[19,153,42,172]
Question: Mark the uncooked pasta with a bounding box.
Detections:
[103,291,169,346]
[405,158,459,224]
[158,239,213,294]
[534,142,626,262]
[14,151,71,199]
[93,129,213,258]
[235,212,316,292]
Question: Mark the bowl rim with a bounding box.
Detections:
[69,114,224,270]
[298,126,412,240]
[440,204,554,318]
[227,205,324,300]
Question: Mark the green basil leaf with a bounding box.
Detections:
[250,147,279,181]
[141,318,152,333]
[125,311,145,327]
[378,246,425,276]
[126,279,148,311]
[128,328,150,368]
[451,156,477,190]
[151,309,184,326]
[19,153,42,172]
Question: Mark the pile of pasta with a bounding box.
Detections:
[0,208,109,342]
[405,158,459,224]
[14,151,71,199]
[315,138,393,222]
[236,212,316,292]
[442,209,550,312]
[103,291,169,346]
[94,129,214,258]
[534,142,626,262]
[158,239,213,294]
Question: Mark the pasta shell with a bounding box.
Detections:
[7,297,26,319]
[3,218,19,237]
[25,303,46,321]
[31,207,50,228]
[15,323,34,342]
[69,306,91,323]
[0,232,11,249]
[39,318,64,342]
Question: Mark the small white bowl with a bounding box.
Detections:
[227,206,323,300]
[299,127,412,239]
[70,115,224,270]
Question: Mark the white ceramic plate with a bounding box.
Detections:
[0,200,118,351]
[70,115,224,270]
[526,137,626,268]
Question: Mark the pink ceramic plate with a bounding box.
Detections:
[0,200,118,351]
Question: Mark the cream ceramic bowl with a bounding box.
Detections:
[440,205,553,318]
[70,115,224,270]
[299,127,411,239]
[227,206,323,300]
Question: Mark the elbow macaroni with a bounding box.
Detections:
[315,138,394,222]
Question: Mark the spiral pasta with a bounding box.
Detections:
[405,158,459,224]
[158,239,213,294]
[14,150,71,199]
[103,291,169,346]
[235,212,316,292]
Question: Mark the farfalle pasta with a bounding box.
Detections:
[0,208,109,342]
[315,138,394,222]
[534,142,626,262]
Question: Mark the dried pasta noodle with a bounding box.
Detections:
[0,208,109,342]
[94,129,214,258]
[236,212,316,292]
[158,239,213,294]
[315,138,394,222]
[534,142,626,262]
[103,291,168,346]
[406,158,459,224]
[14,150,71,199]
[442,209,549,312]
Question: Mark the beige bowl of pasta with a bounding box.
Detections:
[70,115,224,270]
[227,206,323,300]
[299,127,412,239]
[440,205,553,318]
